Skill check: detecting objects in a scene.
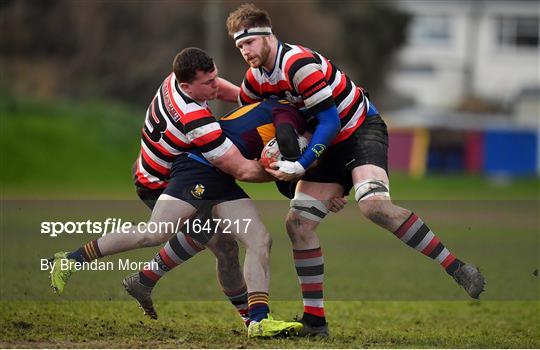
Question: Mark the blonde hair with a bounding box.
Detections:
[226,3,272,37]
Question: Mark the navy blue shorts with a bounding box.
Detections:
[163,154,249,210]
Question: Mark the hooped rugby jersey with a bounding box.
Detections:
[136,99,304,189]
[239,43,369,145]
[134,73,232,189]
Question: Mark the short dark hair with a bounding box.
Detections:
[173,47,215,83]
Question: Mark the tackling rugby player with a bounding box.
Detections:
[226,4,486,337]
[49,47,302,338]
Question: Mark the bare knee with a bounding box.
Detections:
[211,234,240,263]
[136,220,177,247]
[137,230,172,247]
[359,198,410,231]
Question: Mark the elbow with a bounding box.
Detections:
[235,171,249,182]
[219,162,249,181]
[234,165,253,182]
[237,174,250,182]
[322,116,340,141]
[315,107,341,138]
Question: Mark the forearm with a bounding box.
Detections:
[298,106,340,168]
[237,160,275,182]
[211,145,274,182]
[217,78,240,103]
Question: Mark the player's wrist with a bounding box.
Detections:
[279,160,305,175]
[298,154,314,170]
[293,161,305,173]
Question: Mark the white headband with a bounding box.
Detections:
[234,27,272,45]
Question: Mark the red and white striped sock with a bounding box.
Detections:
[394,213,464,275]
[224,285,249,327]
[293,247,326,326]
[139,232,205,287]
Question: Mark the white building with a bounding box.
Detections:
[389,0,539,123]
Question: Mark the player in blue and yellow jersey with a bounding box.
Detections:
[183,98,307,198]
[50,48,309,338]
[221,99,306,161]
[122,99,348,328]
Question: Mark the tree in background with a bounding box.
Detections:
[1,0,408,111]
[1,0,204,104]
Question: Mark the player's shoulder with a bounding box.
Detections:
[281,43,317,61]
[280,43,320,75]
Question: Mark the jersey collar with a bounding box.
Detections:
[262,41,282,78]
[175,79,208,108]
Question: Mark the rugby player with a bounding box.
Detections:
[122,98,347,324]
[226,4,486,337]
[49,47,302,337]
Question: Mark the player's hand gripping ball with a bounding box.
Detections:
[259,136,308,169]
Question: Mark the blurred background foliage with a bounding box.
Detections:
[0,0,409,108]
[1,0,537,197]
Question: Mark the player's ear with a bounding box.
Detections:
[179,82,191,94]
[276,123,301,161]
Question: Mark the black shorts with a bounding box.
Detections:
[275,180,297,199]
[135,186,163,210]
[164,154,249,210]
[133,186,216,245]
[133,155,248,245]
[302,115,388,195]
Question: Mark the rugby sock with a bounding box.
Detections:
[394,213,464,275]
[67,239,102,263]
[293,247,326,327]
[224,285,249,326]
[248,292,269,322]
[139,232,205,287]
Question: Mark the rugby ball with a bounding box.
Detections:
[259,136,308,168]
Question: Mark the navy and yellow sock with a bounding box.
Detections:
[67,239,102,263]
[248,291,269,322]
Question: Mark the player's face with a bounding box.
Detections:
[183,67,219,102]
[236,36,271,68]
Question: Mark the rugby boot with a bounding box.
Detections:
[247,315,303,338]
[452,263,486,299]
[49,252,77,295]
[295,317,330,338]
[122,272,158,319]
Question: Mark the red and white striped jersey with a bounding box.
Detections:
[135,73,232,189]
[239,43,367,144]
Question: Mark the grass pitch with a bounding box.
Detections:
[1,301,539,348]
[1,199,538,348]
[1,96,539,347]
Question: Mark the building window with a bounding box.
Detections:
[409,15,452,45]
[497,16,539,49]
